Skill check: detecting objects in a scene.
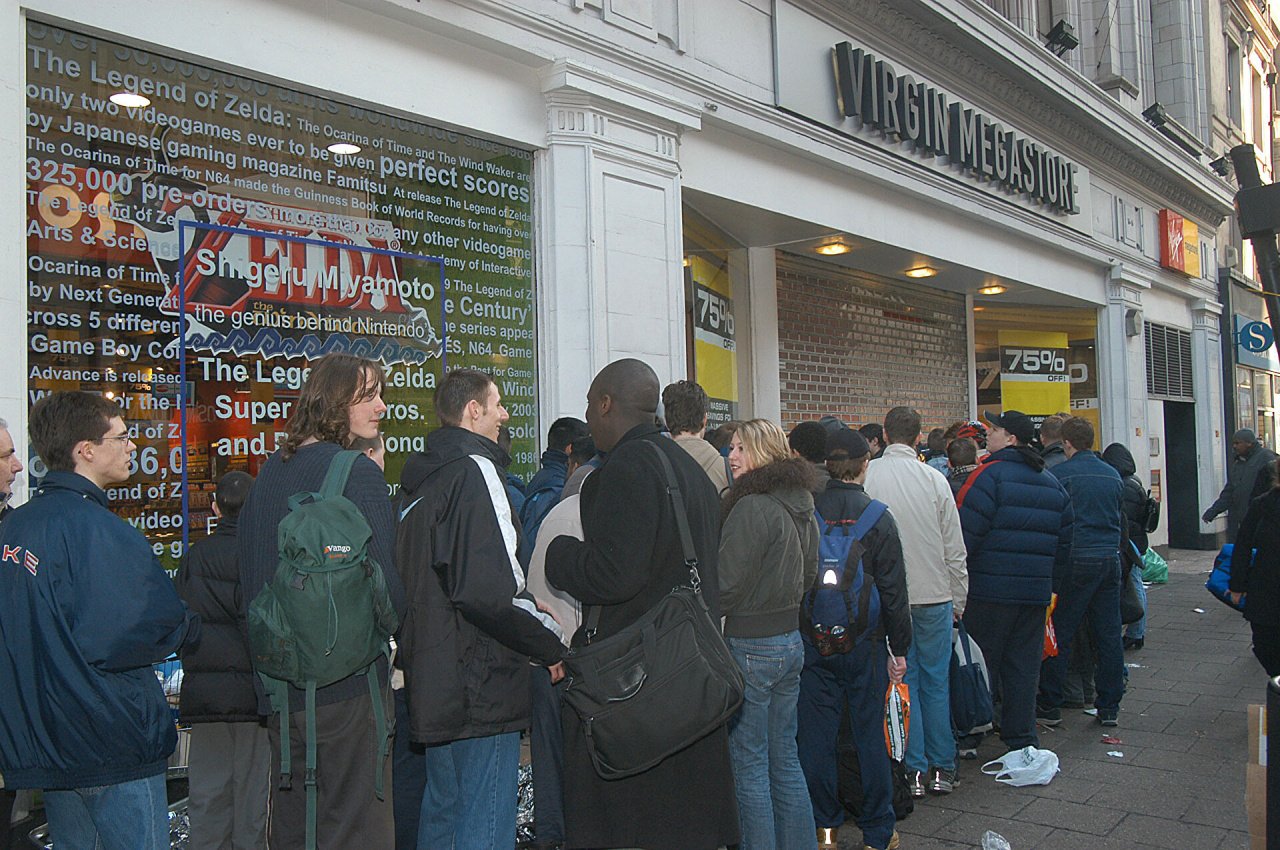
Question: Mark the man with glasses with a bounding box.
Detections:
[0,392,198,849]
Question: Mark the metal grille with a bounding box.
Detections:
[1145,322,1194,399]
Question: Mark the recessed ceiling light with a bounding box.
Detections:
[327,142,361,155]
[903,265,937,278]
[109,92,150,109]
[977,284,1008,295]
[814,239,855,256]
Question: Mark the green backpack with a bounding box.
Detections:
[247,450,399,850]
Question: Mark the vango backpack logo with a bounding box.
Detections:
[2,545,40,576]
[323,544,352,559]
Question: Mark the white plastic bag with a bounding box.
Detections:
[980,746,1060,786]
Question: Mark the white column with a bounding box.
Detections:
[1191,297,1226,540]
[535,60,700,424]
[1,5,28,502]
[1098,264,1150,449]
[744,246,780,422]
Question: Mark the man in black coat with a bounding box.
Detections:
[175,471,269,850]
[1203,429,1278,542]
[547,359,740,850]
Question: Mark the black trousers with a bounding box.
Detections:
[267,690,394,850]
[1251,622,1280,677]
[963,600,1046,750]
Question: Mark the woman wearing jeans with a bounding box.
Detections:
[719,419,821,849]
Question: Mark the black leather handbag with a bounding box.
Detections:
[561,443,744,780]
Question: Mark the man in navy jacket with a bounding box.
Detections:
[1038,417,1126,727]
[0,392,197,848]
[958,410,1072,751]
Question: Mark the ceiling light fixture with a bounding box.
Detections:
[814,238,855,256]
[109,92,150,109]
[903,265,937,278]
[977,283,1008,295]
[327,142,362,155]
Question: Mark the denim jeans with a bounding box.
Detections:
[1039,556,1126,712]
[44,772,168,850]
[904,601,955,774]
[529,666,566,844]
[392,688,426,850]
[419,732,520,850]
[727,631,816,850]
[1124,564,1148,641]
[797,635,895,849]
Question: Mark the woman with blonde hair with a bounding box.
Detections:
[719,418,822,849]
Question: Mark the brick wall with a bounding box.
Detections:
[776,252,970,431]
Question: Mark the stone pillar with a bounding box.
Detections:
[535,59,700,424]
[1098,265,1150,450]
[1191,297,1226,546]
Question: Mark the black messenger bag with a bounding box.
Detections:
[561,443,745,780]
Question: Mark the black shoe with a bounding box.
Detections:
[1097,709,1119,727]
[1123,637,1144,651]
[1036,705,1062,726]
[927,766,958,794]
[905,769,927,798]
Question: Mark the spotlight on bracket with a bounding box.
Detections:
[1045,20,1079,57]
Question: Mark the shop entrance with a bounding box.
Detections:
[1163,400,1203,549]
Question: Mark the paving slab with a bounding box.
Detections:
[837,548,1263,849]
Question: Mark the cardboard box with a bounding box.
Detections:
[1247,704,1267,850]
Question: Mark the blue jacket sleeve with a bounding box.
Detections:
[957,467,997,559]
[72,524,197,673]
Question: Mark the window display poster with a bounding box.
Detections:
[688,256,739,429]
[996,330,1071,418]
[25,21,537,570]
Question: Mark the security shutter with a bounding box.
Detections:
[1145,322,1194,400]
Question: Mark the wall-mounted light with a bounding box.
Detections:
[903,266,937,278]
[109,92,150,108]
[814,238,855,256]
[327,142,361,155]
[977,283,1007,295]
[1045,20,1079,57]
[1142,102,1206,156]
[1209,153,1232,177]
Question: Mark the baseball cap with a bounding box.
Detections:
[984,409,1036,445]
[826,427,870,460]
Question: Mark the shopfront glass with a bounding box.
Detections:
[974,305,1100,436]
[681,209,740,429]
[1238,367,1279,450]
[25,22,537,568]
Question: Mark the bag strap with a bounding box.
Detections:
[954,459,1003,509]
[850,500,887,542]
[320,450,360,500]
[260,673,293,792]
[304,682,318,850]
[956,621,975,666]
[583,441,701,643]
[365,653,390,802]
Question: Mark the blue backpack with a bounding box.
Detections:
[1206,544,1250,612]
[801,501,887,646]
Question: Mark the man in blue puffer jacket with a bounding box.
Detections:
[0,392,198,849]
[957,410,1072,752]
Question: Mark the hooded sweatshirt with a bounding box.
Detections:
[1102,443,1149,555]
[717,458,820,638]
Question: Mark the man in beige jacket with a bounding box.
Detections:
[662,380,731,495]
[865,406,968,797]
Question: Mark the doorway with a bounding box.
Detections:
[1163,400,1209,549]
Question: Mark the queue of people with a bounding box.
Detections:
[0,356,1277,850]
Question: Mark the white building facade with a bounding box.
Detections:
[1,0,1235,557]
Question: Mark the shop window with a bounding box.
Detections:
[682,207,741,429]
[25,21,538,570]
[1145,322,1194,400]
[974,305,1100,437]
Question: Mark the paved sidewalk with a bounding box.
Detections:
[845,548,1263,850]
